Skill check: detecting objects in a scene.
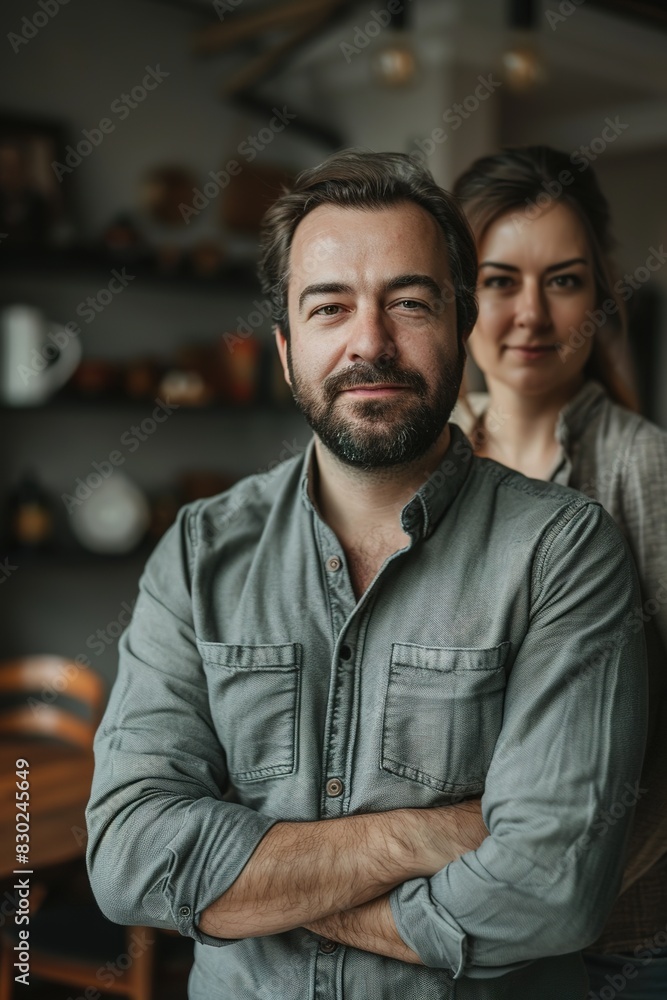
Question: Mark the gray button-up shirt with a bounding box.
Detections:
[86,423,647,1000]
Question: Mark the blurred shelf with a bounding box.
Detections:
[3,540,156,569]
[0,392,297,414]
[0,245,261,295]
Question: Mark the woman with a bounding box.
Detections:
[453,146,667,996]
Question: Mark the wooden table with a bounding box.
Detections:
[0,742,94,878]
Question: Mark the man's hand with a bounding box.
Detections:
[306,894,423,964]
[199,798,487,940]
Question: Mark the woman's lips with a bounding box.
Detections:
[507,345,559,360]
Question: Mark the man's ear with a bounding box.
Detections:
[274,327,292,387]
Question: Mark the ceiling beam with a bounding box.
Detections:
[220,13,334,95]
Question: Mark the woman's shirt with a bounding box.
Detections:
[453,379,667,952]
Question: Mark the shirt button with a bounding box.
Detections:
[326,556,342,572]
[319,938,338,953]
[179,905,191,918]
[340,644,352,660]
[326,777,344,797]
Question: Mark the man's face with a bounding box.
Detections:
[275,201,465,469]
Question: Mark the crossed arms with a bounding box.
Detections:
[198,798,487,962]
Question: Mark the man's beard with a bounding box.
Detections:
[287,345,465,470]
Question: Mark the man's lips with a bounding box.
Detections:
[341,382,408,392]
[340,384,409,394]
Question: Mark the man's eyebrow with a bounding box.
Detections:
[384,273,444,298]
[298,274,444,313]
[479,257,589,274]
[298,283,353,313]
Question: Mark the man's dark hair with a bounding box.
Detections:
[257,148,479,343]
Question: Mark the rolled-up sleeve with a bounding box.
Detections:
[390,500,648,977]
[85,503,280,945]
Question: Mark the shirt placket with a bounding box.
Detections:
[313,502,423,828]
[307,517,357,996]
[315,516,359,822]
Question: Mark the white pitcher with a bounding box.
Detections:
[0,304,82,406]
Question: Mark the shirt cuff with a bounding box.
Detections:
[160,802,281,946]
[390,877,468,977]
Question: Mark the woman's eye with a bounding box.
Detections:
[482,276,513,289]
[550,273,583,289]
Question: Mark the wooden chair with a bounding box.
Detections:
[0,655,105,747]
[0,656,156,1000]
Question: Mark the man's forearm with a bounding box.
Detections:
[199,798,486,939]
[305,798,488,965]
[306,894,423,964]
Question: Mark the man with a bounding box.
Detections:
[87,150,647,999]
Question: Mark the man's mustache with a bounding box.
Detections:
[323,363,428,400]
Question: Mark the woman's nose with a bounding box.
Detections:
[515,281,551,331]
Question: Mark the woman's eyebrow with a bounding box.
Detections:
[479,261,519,271]
[479,258,589,273]
[544,257,589,273]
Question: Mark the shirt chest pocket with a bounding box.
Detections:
[381,642,510,795]
[196,641,301,782]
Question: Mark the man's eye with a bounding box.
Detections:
[396,299,427,310]
[313,304,342,316]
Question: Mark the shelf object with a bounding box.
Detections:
[0,244,261,294]
[0,387,296,413]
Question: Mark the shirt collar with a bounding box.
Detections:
[299,423,475,540]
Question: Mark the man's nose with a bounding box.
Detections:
[344,305,397,364]
[515,281,551,332]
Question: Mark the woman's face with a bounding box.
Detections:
[469,200,599,399]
